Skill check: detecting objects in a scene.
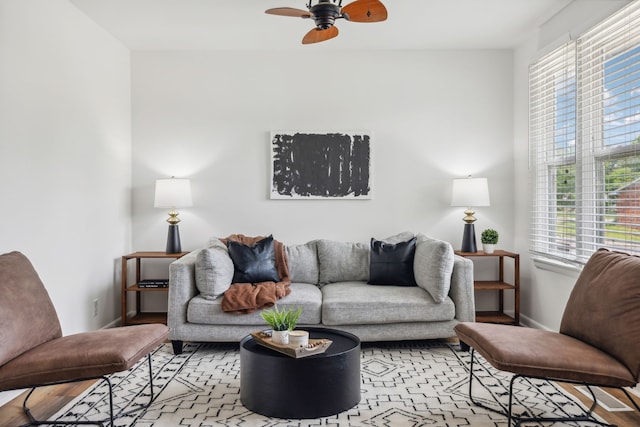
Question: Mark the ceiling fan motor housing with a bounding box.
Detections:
[310,1,341,29]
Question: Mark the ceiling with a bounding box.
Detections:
[70,0,574,50]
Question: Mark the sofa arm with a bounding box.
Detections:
[449,254,475,322]
[168,250,201,337]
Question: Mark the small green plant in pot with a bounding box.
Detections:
[481,229,499,254]
[260,305,302,345]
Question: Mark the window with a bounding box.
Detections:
[530,1,640,264]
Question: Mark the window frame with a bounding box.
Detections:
[530,1,640,265]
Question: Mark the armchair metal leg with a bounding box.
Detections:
[467,348,618,427]
[17,354,156,427]
[467,348,511,418]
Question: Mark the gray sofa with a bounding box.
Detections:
[168,232,475,354]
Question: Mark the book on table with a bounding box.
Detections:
[138,279,169,288]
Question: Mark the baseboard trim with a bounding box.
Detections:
[518,313,553,331]
[102,317,121,329]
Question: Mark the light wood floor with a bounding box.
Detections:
[558,383,640,427]
[0,381,96,427]
[1,380,638,426]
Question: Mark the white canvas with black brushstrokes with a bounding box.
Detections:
[270,131,372,199]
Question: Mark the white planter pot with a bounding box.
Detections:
[271,330,289,345]
[483,244,496,254]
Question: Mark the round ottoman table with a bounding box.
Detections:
[240,327,361,419]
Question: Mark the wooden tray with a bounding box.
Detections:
[250,331,332,358]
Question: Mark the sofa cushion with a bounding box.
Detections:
[317,239,369,285]
[187,283,322,326]
[286,241,319,284]
[413,234,454,303]
[195,243,234,300]
[368,237,417,286]
[227,235,280,284]
[321,281,455,325]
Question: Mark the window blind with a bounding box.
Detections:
[530,0,640,264]
[530,41,578,263]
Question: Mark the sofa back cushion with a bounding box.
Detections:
[317,239,370,285]
[0,251,62,366]
[286,241,319,284]
[195,240,234,300]
[413,234,455,303]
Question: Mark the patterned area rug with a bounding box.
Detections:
[51,341,602,426]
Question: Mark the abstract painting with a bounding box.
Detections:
[270,131,371,199]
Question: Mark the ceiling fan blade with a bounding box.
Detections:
[265,7,311,18]
[341,0,388,23]
[302,26,339,44]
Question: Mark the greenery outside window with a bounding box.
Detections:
[530,1,640,264]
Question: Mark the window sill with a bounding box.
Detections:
[532,256,582,278]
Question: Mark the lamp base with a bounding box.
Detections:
[461,223,477,253]
[166,224,182,254]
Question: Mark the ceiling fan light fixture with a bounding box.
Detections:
[309,1,341,30]
[266,0,387,44]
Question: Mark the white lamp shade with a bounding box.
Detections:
[154,178,193,208]
[451,177,490,207]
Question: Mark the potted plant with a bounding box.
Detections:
[481,229,499,254]
[260,305,302,345]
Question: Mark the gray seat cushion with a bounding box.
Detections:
[187,282,322,326]
[321,281,455,325]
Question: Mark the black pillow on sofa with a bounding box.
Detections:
[227,235,281,284]
[368,237,417,286]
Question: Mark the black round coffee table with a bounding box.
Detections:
[240,327,361,419]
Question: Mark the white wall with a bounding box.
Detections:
[0,0,131,335]
[512,0,630,330]
[131,50,514,263]
[1,0,624,341]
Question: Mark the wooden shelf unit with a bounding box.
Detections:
[455,250,520,325]
[121,251,188,326]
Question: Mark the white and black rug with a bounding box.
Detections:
[51,341,602,426]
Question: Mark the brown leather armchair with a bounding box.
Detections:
[0,251,169,426]
[455,248,640,427]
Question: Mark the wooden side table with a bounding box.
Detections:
[455,250,520,324]
[121,251,188,326]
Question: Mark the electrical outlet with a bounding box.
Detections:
[93,298,99,317]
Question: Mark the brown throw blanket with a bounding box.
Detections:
[220,234,291,314]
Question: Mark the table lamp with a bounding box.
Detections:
[451,176,490,253]
[154,177,193,254]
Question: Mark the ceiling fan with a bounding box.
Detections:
[265,0,388,45]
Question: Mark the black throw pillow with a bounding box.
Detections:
[227,235,281,284]
[368,237,417,286]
